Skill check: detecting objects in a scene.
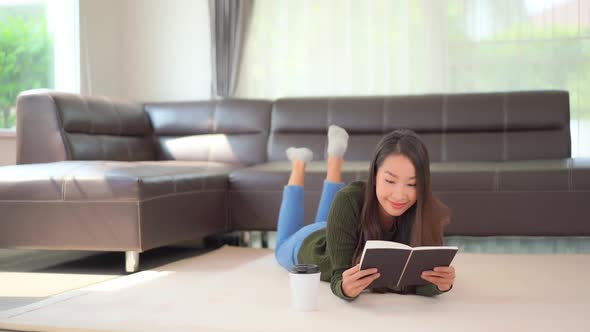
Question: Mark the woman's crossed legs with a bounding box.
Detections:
[275,126,349,271]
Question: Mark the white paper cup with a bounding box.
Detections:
[289,264,321,311]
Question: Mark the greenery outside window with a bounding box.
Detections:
[0,0,79,131]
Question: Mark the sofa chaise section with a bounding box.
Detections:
[0,160,236,269]
[0,91,272,272]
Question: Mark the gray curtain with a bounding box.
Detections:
[209,0,253,98]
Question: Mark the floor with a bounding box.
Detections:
[1,232,590,332]
[0,231,260,313]
[0,246,217,332]
[0,246,212,310]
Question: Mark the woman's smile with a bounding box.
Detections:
[389,201,407,209]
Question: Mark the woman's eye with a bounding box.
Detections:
[385,180,395,184]
[408,184,417,187]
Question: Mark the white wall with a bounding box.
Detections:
[79,0,125,99]
[0,0,211,166]
[80,0,211,102]
[0,135,16,166]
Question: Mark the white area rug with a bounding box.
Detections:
[0,249,119,312]
[0,245,588,332]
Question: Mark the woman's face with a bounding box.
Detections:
[375,154,418,221]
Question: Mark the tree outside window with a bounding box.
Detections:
[0,1,53,130]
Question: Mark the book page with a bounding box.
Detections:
[413,246,459,251]
[363,240,412,250]
[359,241,412,267]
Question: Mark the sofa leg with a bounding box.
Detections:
[125,251,139,273]
[241,231,251,247]
[261,231,269,248]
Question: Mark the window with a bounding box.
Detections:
[0,0,79,130]
[237,0,590,157]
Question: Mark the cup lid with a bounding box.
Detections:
[290,264,320,274]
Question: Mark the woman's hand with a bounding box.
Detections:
[421,266,455,292]
[341,264,380,298]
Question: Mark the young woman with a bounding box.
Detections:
[275,126,455,300]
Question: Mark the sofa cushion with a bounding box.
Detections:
[0,160,236,251]
[433,158,590,191]
[228,159,590,233]
[439,158,589,191]
[497,159,586,191]
[16,91,156,164]
[54,94,150,136]
[0,160,240,202]
[227,160,511,192]
[229,161,369,191]
[227,161,496,231]
[144,99,272,165]
[229,159,589,193]
[268,92,570,162]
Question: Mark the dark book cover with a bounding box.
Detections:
[359,241,458,289]
[398,248,458,287]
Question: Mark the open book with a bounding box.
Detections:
[359,240,458,289]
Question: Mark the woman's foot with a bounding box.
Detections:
[286,147,312,186]
[327,125,349,158]
[326,126,349,183]
[286,147,313,164]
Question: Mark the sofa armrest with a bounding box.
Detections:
[16,90,69,164]
[16,90,155,164]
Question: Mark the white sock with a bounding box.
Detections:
[327,125,349,157]
[286,147,313,163]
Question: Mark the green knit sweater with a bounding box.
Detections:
[297,181,444,301]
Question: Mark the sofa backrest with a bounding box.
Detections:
[268,91,570,162]
[16,91,155,164]
[144,99,272,166]
[17,90,570,165]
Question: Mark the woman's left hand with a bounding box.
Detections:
[421,266,455,292]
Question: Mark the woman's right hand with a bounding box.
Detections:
[341,264,380,298]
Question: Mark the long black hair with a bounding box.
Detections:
[352,129,450,265]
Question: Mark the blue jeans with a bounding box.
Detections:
[275,180,345,271]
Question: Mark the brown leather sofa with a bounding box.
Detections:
[1,90,588,272]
